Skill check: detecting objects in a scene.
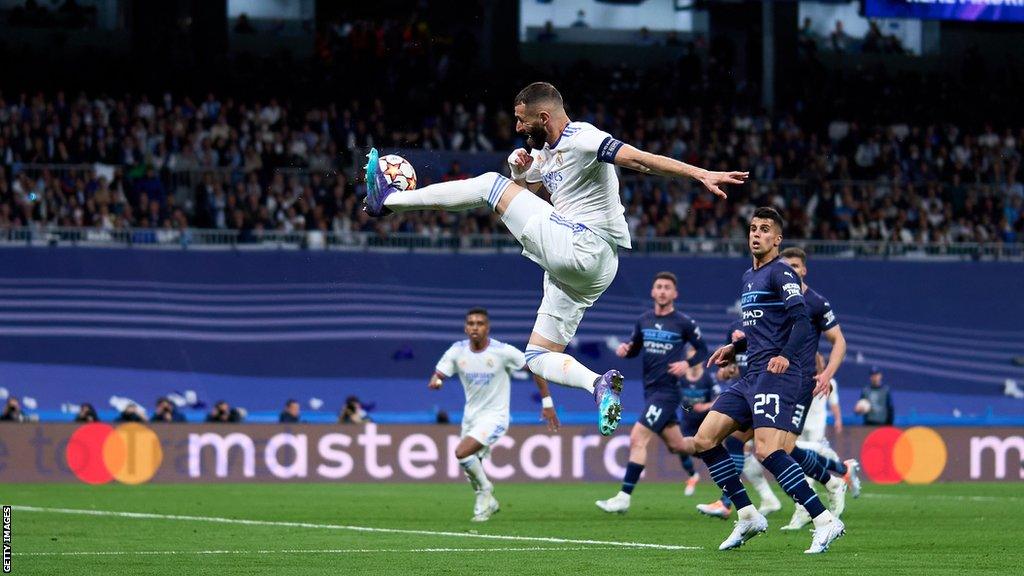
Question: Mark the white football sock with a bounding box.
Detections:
[459,455,492,492]
[524,345,598,395]
[384,173,511,212]
[811,509,836,528]
[743,454,779,503]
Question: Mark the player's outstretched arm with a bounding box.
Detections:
[612,144,748,198]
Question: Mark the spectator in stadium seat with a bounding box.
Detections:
[859,367,894,426]
[153,397,186,423]
[206,400,244,423]
[339,395,372,424]
[0,397,25,422]
[116,402,147,423]
[279,399,302,423]
[74,402,99,422]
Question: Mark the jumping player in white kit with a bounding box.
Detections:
[430,307,557,522]
[365,82,748,436]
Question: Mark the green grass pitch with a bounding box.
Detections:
[4,481,1021,575]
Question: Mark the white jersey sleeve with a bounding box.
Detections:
[827,380,839,408]
[573,128,625,165]
[434,343,460,377]
[502,344,527,371]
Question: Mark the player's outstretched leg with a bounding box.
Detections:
[791,446,847,516]
[363,148,512,216]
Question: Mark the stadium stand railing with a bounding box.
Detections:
[5,162,1023,260]
[2,225,1021,260]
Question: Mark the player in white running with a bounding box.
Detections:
[365,82,748,436]
[431,307,557,522]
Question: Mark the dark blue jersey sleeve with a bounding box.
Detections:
[774,264,810,363]
[815,299,839,333]
[774,264,806,310]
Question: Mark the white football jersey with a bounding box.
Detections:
[435,338,525,418]
[800,379,839,442]
[522,121,631,249]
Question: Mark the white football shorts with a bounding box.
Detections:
[501,190,618,345]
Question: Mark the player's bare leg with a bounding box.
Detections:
[454,437,498,522]
[752,427,845,553]
[596,423,656,513]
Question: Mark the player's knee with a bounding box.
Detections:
[752,438,778,461]
[692,432,717,454]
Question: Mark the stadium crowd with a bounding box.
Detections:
[0,87,1021,245]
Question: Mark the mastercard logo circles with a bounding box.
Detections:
[66,423,163,485]
[861,426,947,484]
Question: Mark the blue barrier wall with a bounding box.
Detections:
[2,247,1022,424]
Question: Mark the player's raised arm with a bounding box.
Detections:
[612,144,749,198]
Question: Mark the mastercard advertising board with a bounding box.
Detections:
[0,424,1020,484]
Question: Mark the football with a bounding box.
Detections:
[379,154,417,191]
[854,398,872,414]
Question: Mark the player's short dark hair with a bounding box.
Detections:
[514,82,563,109]
[466,307,489,320]
[285,398,298,406]
[653,271,678,287]
[751,206,785,232]
[780,247,807,263]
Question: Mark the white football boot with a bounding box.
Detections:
[780,506,812,531]
[718,512,768,550]
[595,491,631,514]
[805,517,846,554]
[472,490,499,522]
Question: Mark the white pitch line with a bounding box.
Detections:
[13,506,700,551]
[20,547,616,557]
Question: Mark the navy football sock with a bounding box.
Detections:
[621,461,644,495]
[790,446,832,485]
[761,449,827,518]
[679,455,696,476]
[825,456,848,475]
[720,491,733,508]
[697,445,753,510]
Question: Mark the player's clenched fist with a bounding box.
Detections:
[508,148,534,180]
[615,342,632,358]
